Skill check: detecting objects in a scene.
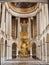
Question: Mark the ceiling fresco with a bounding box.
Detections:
[11,2,37,8]
[8,2,39,13]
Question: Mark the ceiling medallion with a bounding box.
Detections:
[8,2,39,13]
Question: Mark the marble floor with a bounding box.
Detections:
[2,58,49,65]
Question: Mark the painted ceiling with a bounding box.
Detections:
[8,2,39,13]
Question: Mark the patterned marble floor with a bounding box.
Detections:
[2,58,49,65]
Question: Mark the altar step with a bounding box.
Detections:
[6,58,35,61]
[2,60,48,65]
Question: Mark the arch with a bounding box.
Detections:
[32,42,36,58]
[43,37,45,61]
[5,2,41,17]
[1,38,4,58]
[12,43,17,58]
[5,40,7,58]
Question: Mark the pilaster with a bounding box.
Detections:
[1,3,5,32]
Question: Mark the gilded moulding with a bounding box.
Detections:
[8,2,39,13]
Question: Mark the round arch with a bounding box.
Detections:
[1,38,4,59]
[5,40,7,58]
[5,2,41,17]
[12,43,17,58]
[32,42,36,58]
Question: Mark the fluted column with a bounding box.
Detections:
[1,3,5,32]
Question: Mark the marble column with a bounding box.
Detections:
[6,11,11,39]
[6,11,9,35]
[33,20,34,39]
[36,12,40,40]
[0,3,6,62]
[44,4,49,62]
[18,17,20,39]
[28,18,32,57]
[36,10,43,60]
[46,42,49,63]
[0,3,1,27]
[30,43,32,58]
[17,47,18,57]
[45,41,47,62]
[42,4,46,31]
[45,33,49,63]
[42,39,44,61]
[8,13,12,39]
[36,13,38,41]
[44,4,48,26]
[42,4,46,61]
[0,38,5,62]
[36,13,40,59]
[0,3,1,13]
[39,10,44,61]
[0,43,1,64]
[7,45,9,59]
[6,11,12,59]
[28,17,31,39]
[5,11,9,59]
[1,3,5,32]
[17,17,20,57]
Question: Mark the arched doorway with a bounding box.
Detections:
[12,43,17,58]
[32,42,36,58]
